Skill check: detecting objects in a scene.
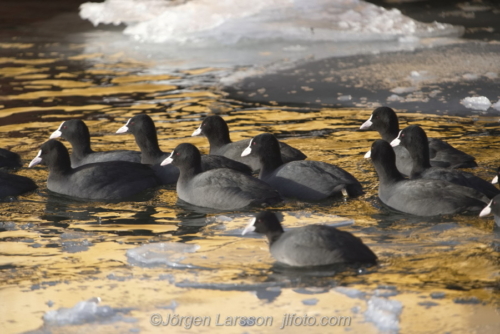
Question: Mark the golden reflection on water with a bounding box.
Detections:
[0,49,499,333]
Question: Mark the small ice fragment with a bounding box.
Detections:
[491,100,500,111]
[43,297,132,326]
[302,298,318,306]
[338,95,352,101]
[484,72,498,79]
[46,300,55,307]
[390,86,417,94]
[374,288,399,297]
[387,94,405,102]
[364,296,403,332]
[157,300,178,311]
[460,96,491,110]
[334,287,366,299]
[126,242,199,268]
[428,90,441,98]
[462,73,479,80]
[430,292,446,299]
[453,297,481,304]
[410,71,420,77]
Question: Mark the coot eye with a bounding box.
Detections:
[252,142,256,145]
[176,152,180,156]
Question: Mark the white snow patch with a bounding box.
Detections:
[460,96,491,111]
[364,296,403,332]
[491,100,500,111]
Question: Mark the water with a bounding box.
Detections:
[1,1,500,333]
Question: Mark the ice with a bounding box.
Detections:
[338,95,352,101]
[491,100,500,111]
[126,242,200,268]
[43,297,134,326]
[334,287,367,299]
[460,96,491,111]
[387,94,405,102]
[302,298,318,305]
[462,73,479,81]
[390,86,417,94]
[80,0,463,45]
[364,296,403,332]
[61,232,94,253]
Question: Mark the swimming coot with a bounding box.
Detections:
[0,171,37,198]
[0,148,22,168]
[50,119,141,168]
[242,211,377,266]
[29,139,160,201]
[192,115,306,171]
[241,133,363,200]
[370,139,487,216]
[160,143,282,210]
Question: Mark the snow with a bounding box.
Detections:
[80,0,463,45]
[460,96,491,111]
[364,296,403,332]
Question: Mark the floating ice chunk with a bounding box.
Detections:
[462,73,479,81]
[484,72,498,79]
[334,287,367,300]
[338,95,352,101]
[387,94,405,102]
[491,100,500,111]
[364,296,403,332]
[43,297,134,326]
[390,86,417,94]
[460,96,491,111]
[302,298,318,306]
[126,242,200,268]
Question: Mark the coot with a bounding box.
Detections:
[192,115,306,171]
[0,148,22,168]
[241,133,363,200]
[0,171,37,198]
[370,140,487,216]
[242,211,377,266]
[29,139,160,201]
[50,119,141,168]
[160,143,282,210]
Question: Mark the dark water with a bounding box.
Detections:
[1,2,500,334]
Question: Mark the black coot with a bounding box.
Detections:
[242,211,377,266]
[241,133,363,200]
[360,107,477,173]
[370,140,487,216]
[0,148,22,168]
[160,143,282,210]
[0,171,37,198]
[192,115,306,171]
[117,114,252,184]
[50,119,141,168]
[29,139,160,201]
[391,125,499,199]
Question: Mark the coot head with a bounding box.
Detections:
[192,115,230,140]
[29,139,71,170]
[241,133,281,160]
[242,211,284,236]
[50,119,90,143]
[116,114,156,135]
[161,143,202,168]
